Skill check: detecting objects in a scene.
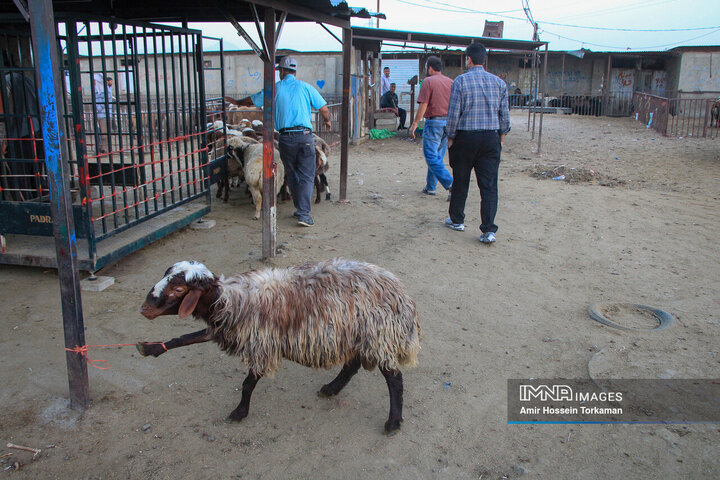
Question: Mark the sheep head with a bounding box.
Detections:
[226,136,254,166]
[141,261,217,320]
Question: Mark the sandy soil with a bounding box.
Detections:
[1,111,719,479]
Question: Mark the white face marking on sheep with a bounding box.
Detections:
[150,261,214,298]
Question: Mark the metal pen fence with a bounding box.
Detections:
[313,103,341,147]
[633,92,720,138]
[511,92,634,117]
[0,19,217,271]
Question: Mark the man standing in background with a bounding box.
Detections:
[409,55,454,198]
[380,66,392,96]
[445,43,510,243]
[228,56,331,227]
[95,74,114,155]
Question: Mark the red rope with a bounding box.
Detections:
[65,342,167,370]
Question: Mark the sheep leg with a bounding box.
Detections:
[251,188,262,219]
[136,329,211,357]
[314,175,322,204]
[317,357,362,397]
[380,367,404,435]
[227,371,263,422]
[320,173,330,200]
[216,177,225,200]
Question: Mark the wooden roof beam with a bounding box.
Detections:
[248,0,350,29]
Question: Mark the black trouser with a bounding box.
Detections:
[448,130,502,233]
[397,107,407,128]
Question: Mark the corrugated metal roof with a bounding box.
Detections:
[352,26,546,52]
[0,1,384,25]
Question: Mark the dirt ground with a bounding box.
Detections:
[1,111,719,479]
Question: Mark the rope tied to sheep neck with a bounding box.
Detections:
[65,342,167,370]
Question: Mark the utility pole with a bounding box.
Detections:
[377,0,380,28]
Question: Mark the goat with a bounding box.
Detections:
[313,134,331,203]
[225,138,285,218]
[227,105,263,125]
[711,99,720,127]
[137,259,421,434]
[215,135,258,203]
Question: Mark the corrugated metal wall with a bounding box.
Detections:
[379,58,419,111]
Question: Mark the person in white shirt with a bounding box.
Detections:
[380,66,392,96]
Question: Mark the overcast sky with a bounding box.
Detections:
[191,0,720,53]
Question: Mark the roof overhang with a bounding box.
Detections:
[351,26,546,53]
[1,0,385,29]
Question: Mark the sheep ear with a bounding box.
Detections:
[178,289,202,318]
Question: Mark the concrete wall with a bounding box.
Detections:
[677,51,720,98]
[78,51,344,101]
[204,51,342,100]
[544,54,596,95]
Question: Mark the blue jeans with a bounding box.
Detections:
[422,117,453,191]
[278,131,316,221]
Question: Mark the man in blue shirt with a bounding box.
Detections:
[226,56,331,227]
[445,43,510,243]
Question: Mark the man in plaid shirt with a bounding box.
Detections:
[445,42,510,243]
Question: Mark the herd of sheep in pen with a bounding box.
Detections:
[207,105,331,218]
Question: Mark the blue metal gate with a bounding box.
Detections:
[0,19,217,271]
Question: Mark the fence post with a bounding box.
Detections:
[261,7,276,259]
[28,0,89,410]
[703,99,711,138]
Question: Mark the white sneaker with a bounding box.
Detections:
[444,217,465,231]
[479,232,496,243]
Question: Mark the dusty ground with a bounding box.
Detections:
[1,111,719,479]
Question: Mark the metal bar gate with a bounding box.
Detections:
[0,19,220,272]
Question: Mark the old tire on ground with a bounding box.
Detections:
[587,303,674,331]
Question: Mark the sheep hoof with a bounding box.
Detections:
[384,418,402,435]
[136,342,165,357]
[227,409,249,422]
[317,385,338,397]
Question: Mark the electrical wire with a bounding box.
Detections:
[538,22,720,32]
[392,0,528,20]
[551,0,677,22]
[410,0,524,14]
[540,26,720,50]
[392,0,714,33]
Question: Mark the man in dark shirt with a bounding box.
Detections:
[445,42,510,243]
[380,83,407,130]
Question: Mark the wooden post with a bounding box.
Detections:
[339,27,351,201]
[537,43,549,154]
[262,7,276,259]
[604,54,612,115]
[410,83,415,126]
[370,53,378,128]
[363,50,373,135]
[529,51,537,136]
[28,0,89,409]
[529,22,538,134]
